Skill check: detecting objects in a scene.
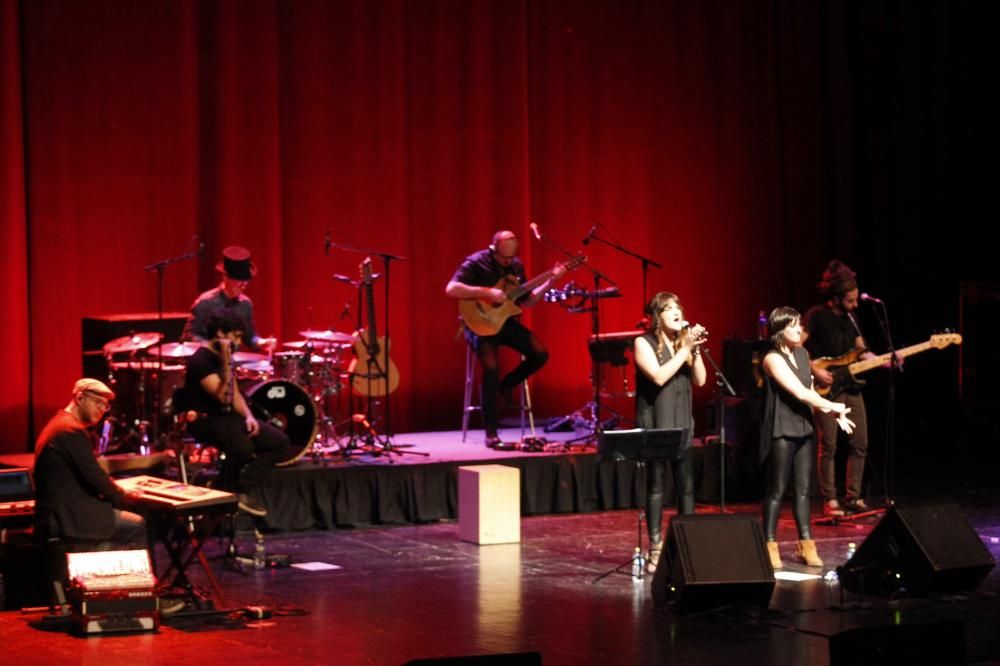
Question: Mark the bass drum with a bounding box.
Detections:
[243,379,318,466]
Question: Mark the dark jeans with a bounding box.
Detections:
[645,449,695,545]
[188,412,290,493]
[762,435,815,541]
[469,318,548,436]
[815,391,868,502]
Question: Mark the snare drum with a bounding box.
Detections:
[243,380,318,466]
[273,351,307,384]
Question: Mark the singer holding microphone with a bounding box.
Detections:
[801,260,880,517]
[182,311,289,516]
[634,292,707,572]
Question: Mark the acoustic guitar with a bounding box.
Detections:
[349,258,400,396]
[813,333,961,397]
[458,255,587,336]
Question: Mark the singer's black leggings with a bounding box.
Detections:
[645,450,695,545]
[762,435,814,541]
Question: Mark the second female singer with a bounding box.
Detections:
[634,292,707,572]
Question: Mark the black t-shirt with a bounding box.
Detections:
[184,346,231,415]
[803,303,859,359]
[451,248,527,292]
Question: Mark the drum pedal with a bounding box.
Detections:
[519,436,547,452]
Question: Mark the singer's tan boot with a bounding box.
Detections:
[766,541,782,570]
[797,539,824,567]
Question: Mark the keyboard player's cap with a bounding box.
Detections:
[72,377,116,401]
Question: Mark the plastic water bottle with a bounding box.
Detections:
[757,310,768,340]
[631,547,644,581]
[253,533,266,570]
[845,541,857,562]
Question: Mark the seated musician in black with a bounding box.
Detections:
[34,378,146,549]
[183,311,290,516]
[445,230,565,448]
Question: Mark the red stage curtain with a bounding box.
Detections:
[1,1,890,451]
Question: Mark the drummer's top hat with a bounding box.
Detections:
[216,246,257,281]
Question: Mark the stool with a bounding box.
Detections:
[458,464,521,544]
[461,344,535,442]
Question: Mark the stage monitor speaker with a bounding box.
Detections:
[839,502,995,595]
[829,621,964,666]
[652,513,774,613]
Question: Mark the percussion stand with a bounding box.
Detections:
[143,236,203,445]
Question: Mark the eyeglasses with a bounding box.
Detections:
[84,392,110,410]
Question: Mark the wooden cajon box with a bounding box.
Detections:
[458,464,521,544]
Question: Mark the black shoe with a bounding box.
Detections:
[843,498,872,514]
[485,435,502,449]
[238,493,268,517]
[160,597,187,617]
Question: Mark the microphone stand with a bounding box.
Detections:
[532,226,611,445]
[700,347,737,512]
[867,300,899,506]
[327,238,427,458]
[584,229,661,307]
[143,239,203,445]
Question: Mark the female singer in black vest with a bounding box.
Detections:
[634,292,707,572]
[760,307,854,569]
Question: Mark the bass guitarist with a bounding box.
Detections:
[446,230,566,448]
[802,259,887,517]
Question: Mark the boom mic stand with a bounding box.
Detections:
[143,236,204,445]
[528,224,610,446]
[582,225,661,310]
[700,347,737,512]
[326,236,427,458]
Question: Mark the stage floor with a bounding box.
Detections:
[2,430,1000,664]
[2,492,999,665]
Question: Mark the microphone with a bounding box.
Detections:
[680,320,690,329]
[582,225,598,245]
[860,293,883,304]
[324,231,332,256]
[529,222,542,240]
[339,301,351,320]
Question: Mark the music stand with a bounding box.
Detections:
[593,427,686,583]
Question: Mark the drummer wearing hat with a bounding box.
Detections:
[181,246,276,351]
[33,378,147,548]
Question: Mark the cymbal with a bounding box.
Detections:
[299,329,354,343]
[103,332,163,354]
[150,341,203,358]
[284,338,353,349]
[233,351,268,364]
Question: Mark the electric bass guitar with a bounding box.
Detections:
[350,257,400,396]
[458,255,587,336]
[813,333,961,397]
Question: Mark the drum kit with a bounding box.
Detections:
[99,328,358,465]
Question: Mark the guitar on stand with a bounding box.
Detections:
[345,257,425,457]
[349,257,399,397]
